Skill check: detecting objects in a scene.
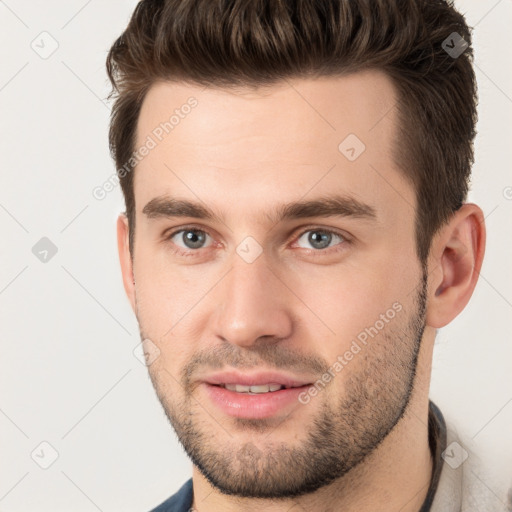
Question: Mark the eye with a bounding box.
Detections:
[295,229,346,251]
[168,228,213,250]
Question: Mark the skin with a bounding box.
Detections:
[117,70,485,512]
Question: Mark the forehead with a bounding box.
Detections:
[133,71,414,225]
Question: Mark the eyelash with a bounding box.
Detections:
[163,225,351,258]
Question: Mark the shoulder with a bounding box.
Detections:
[149,479,193,512]
[430,404,511,512]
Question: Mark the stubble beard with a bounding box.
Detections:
[142,271,428,499]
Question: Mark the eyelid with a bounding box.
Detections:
[164,224,212,240]
[294,225,350,241]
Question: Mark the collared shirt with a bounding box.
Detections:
[149,400,510,512]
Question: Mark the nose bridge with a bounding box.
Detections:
[211,252,293,347]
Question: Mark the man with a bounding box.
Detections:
[106,1,507,510]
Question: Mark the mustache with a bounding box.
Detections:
[181,340,329,387]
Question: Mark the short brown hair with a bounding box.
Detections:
[106,0,477,263]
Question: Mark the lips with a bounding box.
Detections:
[203,370,312,389]
[201,370,314,419]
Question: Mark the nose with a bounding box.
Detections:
[211,253,294,348]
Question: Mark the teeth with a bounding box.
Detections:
[224,383,285,393]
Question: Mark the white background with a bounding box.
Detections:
[1,1,511,510]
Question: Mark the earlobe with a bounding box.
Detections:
[116,213,137,314]
[426,204,486,328]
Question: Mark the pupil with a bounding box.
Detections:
[309,231,331,249]
[184,230,205,249]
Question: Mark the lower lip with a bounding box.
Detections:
[202,383,311,419]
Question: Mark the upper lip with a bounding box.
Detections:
[202,370,314,388]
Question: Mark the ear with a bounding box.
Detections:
[117,213,136,315]
[426,203,486,328]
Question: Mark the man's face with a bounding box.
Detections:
[126,71,428,497]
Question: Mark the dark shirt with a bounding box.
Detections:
[149,400,447,512]
[150,478,193,512]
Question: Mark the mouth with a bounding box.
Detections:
[200,371,314,419]
[216,382,304,394]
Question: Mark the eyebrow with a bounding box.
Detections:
[142,194,377,224]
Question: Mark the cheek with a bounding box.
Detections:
[133,261,233,386]
[133,249,210,334]
[288,253,419,345]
